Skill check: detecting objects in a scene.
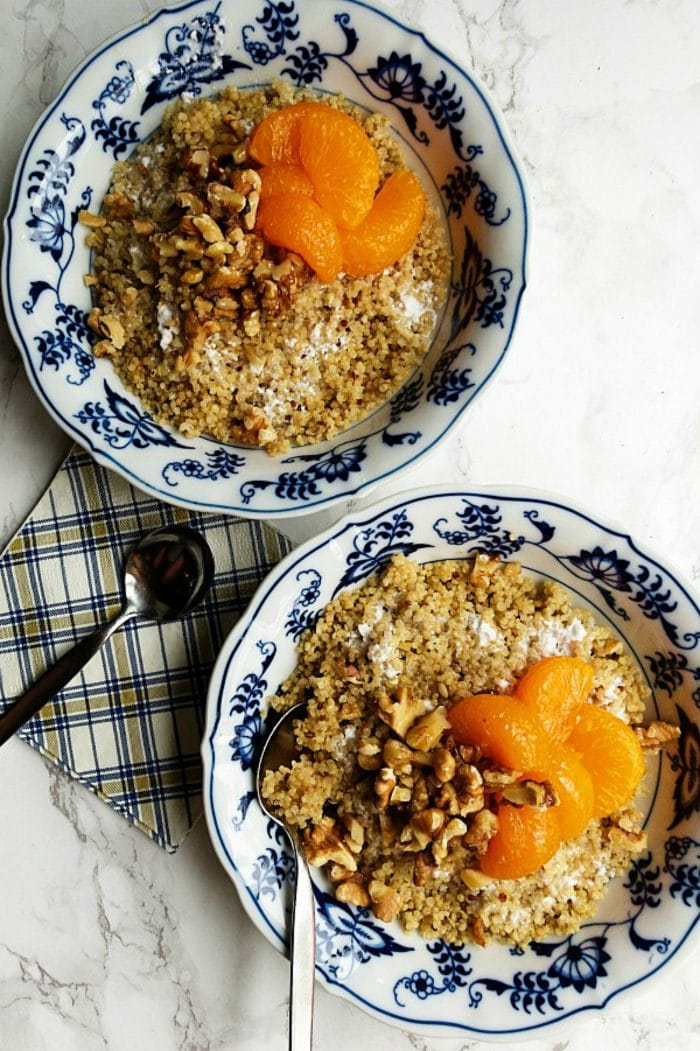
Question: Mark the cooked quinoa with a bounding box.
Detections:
[84,81,450,454]
[262,554,676,948]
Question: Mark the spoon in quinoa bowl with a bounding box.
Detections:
[256,702,315,1050]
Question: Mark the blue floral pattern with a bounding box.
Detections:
[427,343,475,405]
[242,0,299,65]
[91,61,140,159]
[468,853,667,1014]
[142,3,250,113]
[75,382,188,450]
[335,509,432,594]
[664,835,700,907]
[314,886,412,983]
[22,114,97,386]
[207,489,700,1035]
[394,941,471,1005]
[162,448,246,487]
[646,651,700,705]
[227,639,276,771]
[450,226,513,339]
[10,0,527,517]
[284,569,322,640]
[669,706,700,829]
[240,437,368,505]
[253,837,295,899]
[567,547,700,650]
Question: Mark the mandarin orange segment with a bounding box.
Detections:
[448,694,551,775]
[259,165,315,201]
[256,194,341,283]
[548,748,595,840]
[340,170,426,276]
[298,106,379,229]
[565,703,645,818]
[248,101,327,166]
[515,656,594,743]
[480,804,561,880]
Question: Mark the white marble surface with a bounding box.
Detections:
[1,0,699,1047]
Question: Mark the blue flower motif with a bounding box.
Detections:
[367,52,426,102]
[314,887,412,982]
[229,712,263,771]
[547,936,610,992]
[27,196,66,259]
[141,4,250,114]
[569,547,634,591]
[405,969,436,999]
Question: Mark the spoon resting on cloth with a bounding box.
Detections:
[256,702,316,1050]
[0,525,215,747]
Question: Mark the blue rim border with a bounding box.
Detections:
[2,0,529,518]
[202,484,700,1036]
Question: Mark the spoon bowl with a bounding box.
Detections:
[125,525,215,620]
[256,702,316,1050]
[0,524,215,746]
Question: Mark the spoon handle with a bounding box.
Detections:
[289,850,316,1050]
[0,605,136,747]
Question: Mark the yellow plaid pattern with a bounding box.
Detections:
[0,447,291,851]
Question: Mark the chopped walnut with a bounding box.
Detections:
[432,817,468,862]
[374,767,397,811]
[357,738,382,771]
[302,819,358,871]
[405,706,451,751]
[470,553,501,588]
[383,738,413,773]
[470,915,489,947]
[482,766,523,789]
[413,850,436,886]
[368,880,401,923]
[432,747,456,784]
[460,868,494,891]
[377,687,427,739]
[501,779,555,808]
[463,809,499,853]
[605,824,647,852]
[635,721,680,753]
[96,314,126,349]
[78,209,106,229]
[335,876,370,907]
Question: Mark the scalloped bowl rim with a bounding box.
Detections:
[202,482,700,1037]
[1,0,529,517]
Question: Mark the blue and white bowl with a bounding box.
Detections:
[2,0,527,517]
[202,485,700,1038]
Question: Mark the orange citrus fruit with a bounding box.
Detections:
[340,170,426,276]
[548,748,595,840]
[297,106,379,229]
[448,694,551,775]
[248,101,324,166]
[566,703,645,818]
[480,804,561,880]
[259,164,315,201]
[515,656,594,743]
[256,193,341,283]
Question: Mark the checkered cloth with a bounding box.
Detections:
[0,447,291,851]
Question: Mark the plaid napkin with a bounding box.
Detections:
[0,446,291,851]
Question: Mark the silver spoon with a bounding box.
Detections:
[0,525,215,746]
[256,702,315,1050]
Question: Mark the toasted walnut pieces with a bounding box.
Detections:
[83,83,449,454]
[635,721,681,752]
[260,554,679,948]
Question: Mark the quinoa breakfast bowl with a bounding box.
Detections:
[202,486,700,1039]
[2,0,527,517]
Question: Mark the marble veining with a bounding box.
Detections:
[1,0,699,1048]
